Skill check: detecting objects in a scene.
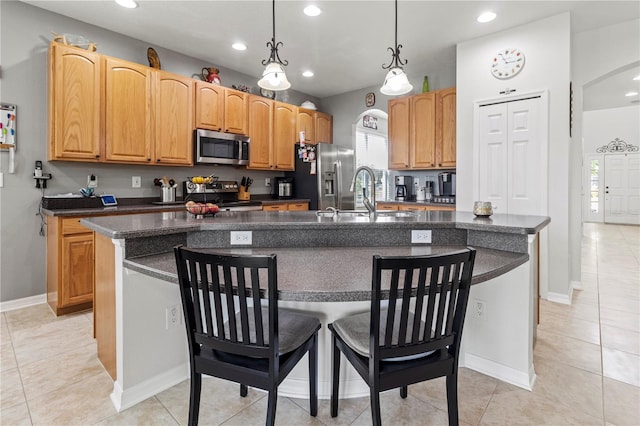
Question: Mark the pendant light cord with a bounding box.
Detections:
[382,0,407,70]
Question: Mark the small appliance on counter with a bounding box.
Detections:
[273,177,293,199]
[438,172,456,196]
[182,180,262,211]
[395,175,413,201]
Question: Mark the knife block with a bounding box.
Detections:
[238,187,250,200]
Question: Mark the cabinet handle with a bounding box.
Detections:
[147,158,151,162]
[95,155,100,159]
[225,128,230,132]
[157,159,161,162]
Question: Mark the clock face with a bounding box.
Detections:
[491,48,525,79]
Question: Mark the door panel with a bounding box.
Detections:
[605,153,640,224]
[478,104,508,212]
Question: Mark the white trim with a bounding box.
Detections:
[279,375,369,400]
[111,363,189,412]
[570,280,584,291]
[546,288,574,305]
[0,293,47,312]
[461,352,536,391]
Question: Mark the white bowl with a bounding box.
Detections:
[300,101,317,110]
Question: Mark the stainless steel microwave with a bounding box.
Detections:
[194,129,249,165]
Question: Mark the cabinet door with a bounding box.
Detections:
[247,95,274,170]
[194,81,224,131]
[224,89,248,134]
[296,108,314,144]
[315,112,333,144]
[437,88,456,168]
[411,92,437,168]
[104,58,153,163]
[273,102,296,170]
[155,72,193,165]
[263,204,288,211]
[388,97,410,169]
[287,202,309,211]
[61,233,94,307]
[376,203,399,211]
[49,43,101,161]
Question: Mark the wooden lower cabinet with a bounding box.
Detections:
[47,216,94,315]
[94,232,116,379]
[263,202,309,211]
[377,202,455,212]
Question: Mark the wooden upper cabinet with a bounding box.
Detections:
[273,102,296,170]
[437,88,456,168]
[388,87,456,170]
[388,97,410,169]
[315,111,333,144]
[247,95,274,170]
[411,92,437,168]
[155,72,193,165]
[224,89,248,135]
[49,43,101,161]
[104,57,153,163]
[194,81,224,131]
[296,108,314,144]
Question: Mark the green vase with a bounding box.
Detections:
[422,76,429,93]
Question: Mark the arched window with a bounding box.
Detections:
[353,110,390,207]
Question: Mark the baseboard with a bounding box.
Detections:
[110,363,189,412]
[570,280,583,291]
[0,293,47,312]
[546,288,573,305]
[279,376,369,400]
[462,352,536,391]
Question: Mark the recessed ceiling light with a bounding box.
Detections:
[477,12,496,23]
[625,91,639,97]
[304,5,322,17]
[302,70,314,77]
[232,43,247,51]
[634,75,640,81]
[115,0,138,9]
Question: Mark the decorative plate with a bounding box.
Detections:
[365,92,375,107]
[147,47,161,69]
[260,88,276,99]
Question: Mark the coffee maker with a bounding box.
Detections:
[395,176,413,201]
[273,177,293,199]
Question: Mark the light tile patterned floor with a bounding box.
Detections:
[1,223,638,425]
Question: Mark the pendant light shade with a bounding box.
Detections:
[380,0,413,96]
[380,67,413,96]
[258,0,290,91]
[258,62,291,91]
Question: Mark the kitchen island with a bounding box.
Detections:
[81,210,549,412]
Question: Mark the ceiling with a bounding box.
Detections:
[22,0,640,108]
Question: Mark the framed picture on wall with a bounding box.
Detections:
[365,92,375,107]
[363,115,378,130]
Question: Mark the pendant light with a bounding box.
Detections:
[380,0,413,96]
[258,0,291,91]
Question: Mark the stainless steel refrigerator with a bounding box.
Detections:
[285,144,355,210]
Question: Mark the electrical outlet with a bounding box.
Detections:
[265,178,271,187]
[166,304,181,329]
[471,299,487,321]
[87,174,98,188]
[411,230,432,244]
[132,176,141,188]
[230,231,252,245]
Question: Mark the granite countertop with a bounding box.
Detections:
[378,199,455,207]
[81,210,550,240]
[126,245,528,302]
[41,195,311,217]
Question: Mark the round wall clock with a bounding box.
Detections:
[491,48,525,79]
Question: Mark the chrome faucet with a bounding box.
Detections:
[350,166,377,215]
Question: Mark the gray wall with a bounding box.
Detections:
[0,1,320,303]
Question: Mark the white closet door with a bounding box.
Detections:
[506,98,543,215]
[478,97,544,215]
[605,153,640,224]
[478,103,508,213]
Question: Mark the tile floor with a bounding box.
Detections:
[1,223,639,425]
